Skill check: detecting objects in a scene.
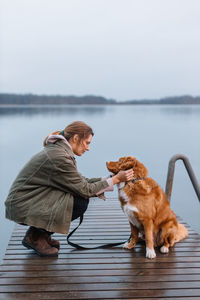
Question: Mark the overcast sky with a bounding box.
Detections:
[0,0,200,101]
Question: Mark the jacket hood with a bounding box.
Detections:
[44,131,72,150]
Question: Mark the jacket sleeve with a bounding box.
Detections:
[49,155,109,199]
[83,177,102,183]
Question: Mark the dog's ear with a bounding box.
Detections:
[120,161,135,170]
[106,161,120,174]
[119,156,136,171]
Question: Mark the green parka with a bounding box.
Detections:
[5,140,109,234]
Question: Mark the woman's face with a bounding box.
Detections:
[70,134,93,156]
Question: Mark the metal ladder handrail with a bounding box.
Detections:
[165,154,200,202]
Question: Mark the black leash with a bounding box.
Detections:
[67,214,130,250]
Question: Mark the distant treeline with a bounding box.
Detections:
[124,95,200,105]
[0,93,200,105]
[0,94,116,105]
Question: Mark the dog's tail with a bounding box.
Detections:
[174,223,188,242]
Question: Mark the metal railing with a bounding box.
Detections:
[165,154,200,203]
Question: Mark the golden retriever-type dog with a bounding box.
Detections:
[106,156,188,259]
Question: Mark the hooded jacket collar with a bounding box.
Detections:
[45,134,75,156]
[45,134,71,147]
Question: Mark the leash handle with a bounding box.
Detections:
[67,215,130,250]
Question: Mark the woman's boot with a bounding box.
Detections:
[45,232,60,249]
[22,226,58,257]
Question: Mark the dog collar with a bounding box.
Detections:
[132,177,145,183]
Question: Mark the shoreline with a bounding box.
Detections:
[1,103,200,107]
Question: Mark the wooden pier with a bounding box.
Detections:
[0,197,200,299]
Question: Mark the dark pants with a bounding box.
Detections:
[71,195,89,221]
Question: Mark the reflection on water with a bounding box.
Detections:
[160,105,200,116]
[0,105,107,117]
[1,104,200,118]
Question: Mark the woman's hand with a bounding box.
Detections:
[112,169,134,185]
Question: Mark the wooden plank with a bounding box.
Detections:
[1,274,200,285]
[4,248,200,256]
[1,281,200,293]
[1,267,200,278]
[1,262,200,272]
[1,255,200,265]
[1,289,200,300]
[3,251,200,260]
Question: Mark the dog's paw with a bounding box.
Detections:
[123,241,135,250]
[160,245,169,253]
[146,247,156,259]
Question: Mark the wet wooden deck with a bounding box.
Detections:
[0,197,200,300]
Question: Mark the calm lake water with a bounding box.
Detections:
[0,104,200,262]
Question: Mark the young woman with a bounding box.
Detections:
[5,121,134,257]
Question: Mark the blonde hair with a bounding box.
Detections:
[43,121,94,146]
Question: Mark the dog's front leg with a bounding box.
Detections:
[143,220,156,259]
[123,223,138,249]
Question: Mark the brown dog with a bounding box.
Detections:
[106,156,188,259]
